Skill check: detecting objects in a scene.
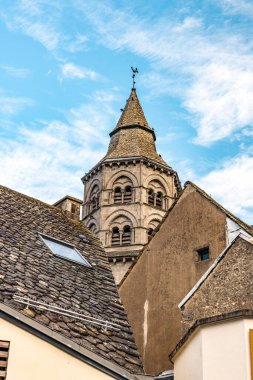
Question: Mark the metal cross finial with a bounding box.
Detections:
[131,66,139,89]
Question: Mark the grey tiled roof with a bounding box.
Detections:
[100,89,169,166]
[115,88,150,130]
[0,185,143,373]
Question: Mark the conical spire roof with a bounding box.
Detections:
[114,88,150,130]
[99,87,170,167]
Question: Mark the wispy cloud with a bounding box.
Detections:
[0,0,62,51]
[185,62,253,145]
[0,89,118,203]
[61,63,98,80]
[198,153,253,223]
[76,2,253,146]
[220,0,253,17]
[0,96,34,115]
[0,65,30,78]
[64,34,88,53]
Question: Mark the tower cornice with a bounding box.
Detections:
[81,156,181,192]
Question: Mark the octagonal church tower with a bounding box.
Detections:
[81,87,181,284]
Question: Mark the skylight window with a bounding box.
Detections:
[41,235,91,266]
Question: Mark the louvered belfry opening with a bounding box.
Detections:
[122,225,131,245]
[0,341,10,380]
[156,191,163,209]
[124,186,132,203]
[114,187,122,203]
[148,189,155,206]
[147,228,153,236]
[112,227,120,246]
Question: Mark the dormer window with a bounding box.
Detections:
[41,235,91,267]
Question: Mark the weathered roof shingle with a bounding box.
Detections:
[0,185,143,373]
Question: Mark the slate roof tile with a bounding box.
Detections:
[0,184,143,373]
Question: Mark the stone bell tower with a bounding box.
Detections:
[81,84,181,284]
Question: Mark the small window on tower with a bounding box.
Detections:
[71,203,77,213]
[197,247,210,261]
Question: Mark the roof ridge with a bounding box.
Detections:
[185,181,253,236]
[119,180,253,288]
[0,184,100,241]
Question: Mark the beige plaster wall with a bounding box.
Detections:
[0,317,114,380]
[174,319,253,380]
[119,186,227,374]
[173,330,203,380]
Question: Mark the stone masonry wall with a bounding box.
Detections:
[181,237,253,332]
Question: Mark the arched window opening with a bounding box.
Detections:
[147,228,154,236]
[148,189,155,206]
[89,223,98,234]
[124,186,132,203]
[111,227,120,246]
[91,196,99,210]
[122,225,131,245]
[114,187,122,203]
[156,191,163,209]
[88,184,100,213]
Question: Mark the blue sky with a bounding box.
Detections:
[1,0,253,223]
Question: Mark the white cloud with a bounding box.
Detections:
[185,62,253,145]
[0,90,118,203]
[220,0,253,17]
[0,1,61,51]
[0,96,34,115]
[198,154,253,224]
[61,63,97,80]
[65,34,88,53]
[75,2,253,146]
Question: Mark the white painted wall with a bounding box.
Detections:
[174,330,203,380]
[202,320,249,380]
[0,317,115,380]
[174,318,253,380]
[226,217,252,244]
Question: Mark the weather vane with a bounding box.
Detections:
[131,66,139,89]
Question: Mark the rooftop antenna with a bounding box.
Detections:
[131,66,139,89]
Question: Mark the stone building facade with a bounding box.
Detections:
[170,234,253,380]
[53,195,82,221]
[179,234,253,332]
[81,88,181,284]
